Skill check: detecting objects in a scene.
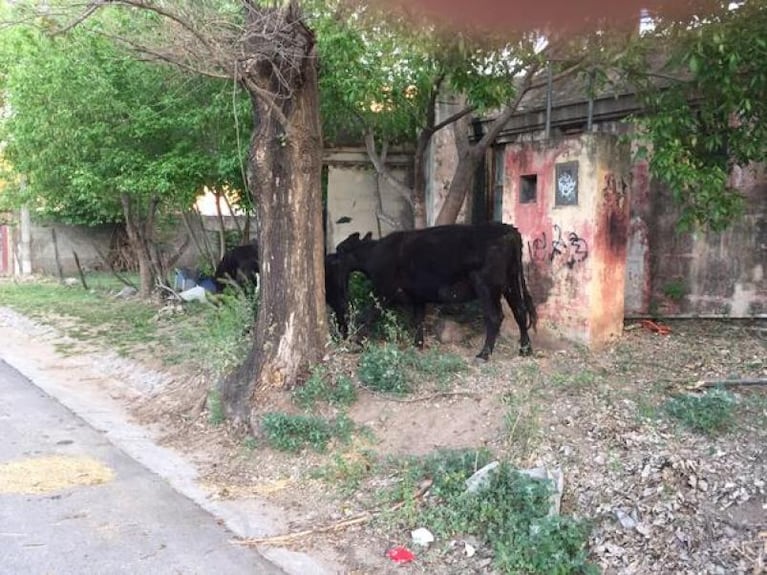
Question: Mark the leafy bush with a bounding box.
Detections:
[357,343,410,394]
[293,366,357,409]
[260,412,355,453]
[664,388,736,434]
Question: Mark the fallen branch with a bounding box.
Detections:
[233,479,433,547]
[691,378,767,390]
[359,385,481,403]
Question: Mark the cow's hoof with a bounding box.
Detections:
[475,352,490,362]
[519,344,533,357]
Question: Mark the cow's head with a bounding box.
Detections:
[336,231,373,254]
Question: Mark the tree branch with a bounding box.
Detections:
[364,131,414,209]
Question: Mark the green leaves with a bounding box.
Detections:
[0,7,251,225]
[632,1,767,231]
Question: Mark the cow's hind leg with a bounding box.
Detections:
[470,272,503,360]
[504,286,532,356]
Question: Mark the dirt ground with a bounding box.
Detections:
[1,305,765,574]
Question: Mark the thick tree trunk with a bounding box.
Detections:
[219,4,326,426]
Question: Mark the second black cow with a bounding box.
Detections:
[214,241,351,338]
[330,223,537,358]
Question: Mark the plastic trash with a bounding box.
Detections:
[386,546,415,563]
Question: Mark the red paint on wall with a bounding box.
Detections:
[505,142,595,341]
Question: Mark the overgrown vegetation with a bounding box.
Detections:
[663,388,737,435]
[293,365,357,409]
[357,343,467,395]
[374,450,596,575]
[0,273,257,375]
[260,412,355,453]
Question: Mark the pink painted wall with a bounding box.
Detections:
[504,134,630,348]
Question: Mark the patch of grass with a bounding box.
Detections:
[357,343,410,395]
[0,276,157,355]
[663,388,736,435]
[549,369,599,390]
[377,451,596,575]
[357,343,469,396]
[293,366,357,409]
[404,349,467,387]
[502,391,541,455]
[260,412,355,453]
[162,288,258,376]
[311,449,377,494]
[207,389,225,426]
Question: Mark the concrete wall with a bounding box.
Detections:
[325,148,413,251]
[628,162,767,317]
[503,134,630,348]
[3,213,252,278]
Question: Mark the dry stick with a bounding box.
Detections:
[691,378,767,389]
[359,384,481,403]
[51,227,64,282]
[72,251,89,290]
[234,480,433,547]
[92,243,137,289]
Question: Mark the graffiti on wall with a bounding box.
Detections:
[528,224,589,269]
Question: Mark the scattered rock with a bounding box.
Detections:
[115,286,138,298]
[411,527,434,547]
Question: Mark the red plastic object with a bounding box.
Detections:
[640,319,671,335]
[386,546,415,563]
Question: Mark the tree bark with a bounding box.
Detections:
[220,3,326,426]
[121,193,154,297]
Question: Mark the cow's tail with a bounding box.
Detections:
[518,263,537,332]
[511,231,537,332]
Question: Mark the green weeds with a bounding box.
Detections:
[663,388,736,435]
[376,450,596,575]
[260,412,355,453]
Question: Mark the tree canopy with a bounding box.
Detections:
[629,1,767,230]
[0,7,250,226]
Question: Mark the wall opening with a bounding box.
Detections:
[520,174,538,204]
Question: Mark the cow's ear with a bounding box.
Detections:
[362,231,373,241]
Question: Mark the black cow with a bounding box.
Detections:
[213,242,260,292]
[213,241,350,337]
[329,223,537,359]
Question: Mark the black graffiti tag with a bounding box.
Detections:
[527,224,589,269]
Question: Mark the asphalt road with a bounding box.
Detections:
[0,359,285,575]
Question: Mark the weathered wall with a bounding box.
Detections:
[325,148,413,251]
[504,134,630,348]
[6,214,247,278]
[631,163,767,317]
[28,223,116,276]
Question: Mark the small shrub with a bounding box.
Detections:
[406,349,467,386]
[293,367,357,409]
[663,280,687,301]
[357,343,410,395]
[664,388,736,435]
[260,412,355,453]
[311,450,377,494]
